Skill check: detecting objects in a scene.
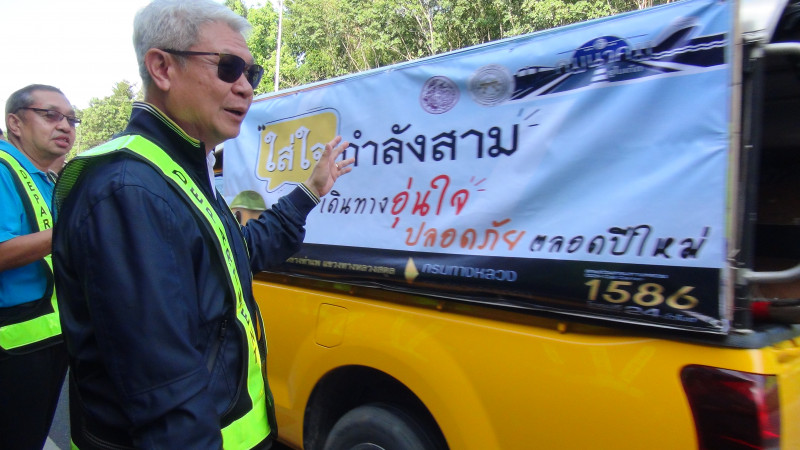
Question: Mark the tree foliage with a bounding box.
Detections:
[75,0,677,146]
[225,0,249,18]
[243,0,678,90]
[72,81,138,156]
[247,5,287,95]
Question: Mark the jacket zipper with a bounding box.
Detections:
[206,319,228,372]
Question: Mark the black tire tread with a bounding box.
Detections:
[323,402,442,450]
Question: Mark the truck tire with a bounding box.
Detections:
[323,402,443,450]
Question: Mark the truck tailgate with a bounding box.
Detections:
[773,337,800,448]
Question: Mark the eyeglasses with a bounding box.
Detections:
[161,49,264,89]
[17,107,81,127]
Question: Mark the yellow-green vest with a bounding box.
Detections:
[0,149,62,353]
[55,135,273,450]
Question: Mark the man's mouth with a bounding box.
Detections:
[225,108,245,118]
[54,136,71,147]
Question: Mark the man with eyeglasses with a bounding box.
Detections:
[52,0,354,449]
[0,84,77,449]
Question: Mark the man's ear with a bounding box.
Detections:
[6,112,22,137]
[145,49,173,91]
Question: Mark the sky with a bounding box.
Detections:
[0,0,154,112]
[0,0,259,113]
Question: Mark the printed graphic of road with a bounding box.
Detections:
[509,27,726,102]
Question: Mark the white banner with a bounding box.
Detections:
[225,0,734,332]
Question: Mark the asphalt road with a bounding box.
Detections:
[43,376,69,450]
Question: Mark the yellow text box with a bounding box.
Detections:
[256,110,338,191]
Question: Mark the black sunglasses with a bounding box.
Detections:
[161,49,264,89]
[17,107,81,127]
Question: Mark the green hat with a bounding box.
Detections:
[230,190,267,211]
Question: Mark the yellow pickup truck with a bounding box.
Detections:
[224,0,800,448]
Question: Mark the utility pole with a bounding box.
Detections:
[274,0,283,91]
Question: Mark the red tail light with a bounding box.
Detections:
[681,365,780,450]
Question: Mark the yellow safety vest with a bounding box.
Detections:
[56,135,273,450]
[0,150,62,353]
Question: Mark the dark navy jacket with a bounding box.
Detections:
[53,102,318,449]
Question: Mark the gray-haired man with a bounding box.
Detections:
[52,0,353,448]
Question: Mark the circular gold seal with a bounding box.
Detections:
[469,64,513,106]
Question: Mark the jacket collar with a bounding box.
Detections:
[124,102,205,156]
[122,102,214,198]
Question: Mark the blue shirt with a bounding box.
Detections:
[0,140,54,308]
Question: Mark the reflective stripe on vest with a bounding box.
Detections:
[0,150,61,351]
[55,135,270,450]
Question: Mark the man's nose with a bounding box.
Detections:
[56,116,75,131]
[233,72,254,98]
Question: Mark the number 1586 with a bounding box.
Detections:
[585,280,699,310]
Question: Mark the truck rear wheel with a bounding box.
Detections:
[323,402,444,450]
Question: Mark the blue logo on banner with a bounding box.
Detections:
[511,17,726,100]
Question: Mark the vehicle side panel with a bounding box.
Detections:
[256,277,800,449]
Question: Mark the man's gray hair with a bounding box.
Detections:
[5,84,65,127]
[133,0,251,88]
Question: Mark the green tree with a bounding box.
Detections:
[279,0,442,82]
[72,81,137,156]
[244,0,681,89]
[282,0,355,83]
[511,0,618,35]
[232,1,301,94]
[225,0,249,18]
[246,4,287,94]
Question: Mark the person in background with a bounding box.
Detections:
[52,0,354,448]
[0,127,6,141]
[0,84,77,450]
[230,189,268,225]
[48,154,67,182]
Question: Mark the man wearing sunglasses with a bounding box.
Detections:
[0,84,76,449]
[52,0,354,449]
